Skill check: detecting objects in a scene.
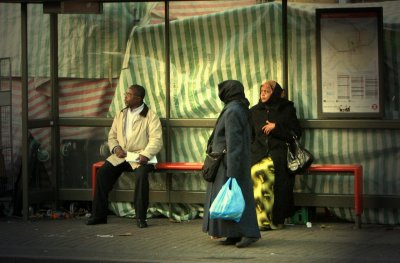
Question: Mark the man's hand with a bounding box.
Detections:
[115,146,127,158]
[137,154,149,165]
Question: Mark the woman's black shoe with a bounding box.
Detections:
[220,237,241,245]
[85,217,107,225]
[235,237,259,248]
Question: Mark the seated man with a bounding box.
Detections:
[86,84,163,228]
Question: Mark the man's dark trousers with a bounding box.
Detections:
[92,160,154,221]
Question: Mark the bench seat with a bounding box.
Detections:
[91,161,363,227]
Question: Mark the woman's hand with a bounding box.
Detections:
[262,120,275,135]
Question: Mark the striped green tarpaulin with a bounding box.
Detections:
[110,3,282,119]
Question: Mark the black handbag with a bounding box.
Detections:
[286,135,313,174]
[201,149,226,182]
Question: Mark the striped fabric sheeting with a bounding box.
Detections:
[0,3,138,78]
[109,169,205,221]
[10,79,51,162]
[287,3,316,119]
[109,202,190,219]
[54,3,138,79]
[9,78,118,190]
[58,79,115,117]
[300,129,400,194]
[383,21,400,118]
[14,78,114,119]
[0,4,21,77]
[150,1,257,24]
[171,128,210,163]
[110,2,282,119]
[300,129,400,223]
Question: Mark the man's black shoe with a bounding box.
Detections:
[137,219,148,228]
[235,237,259,248]
[220,237,241,245]
[85,217,107,225]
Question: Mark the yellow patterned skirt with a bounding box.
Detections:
[251,157,275,230]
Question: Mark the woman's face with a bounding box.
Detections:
[260,83,273,103]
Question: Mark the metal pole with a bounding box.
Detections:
[165,0,171,161]
[164,0,173,218]
[50,13,60,207]
[282,0,289,99]
[20,3,29,220]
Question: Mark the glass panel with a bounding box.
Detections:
[169,0,281,118]
[108,2,167,119]
[0,58,13,197]
[0,4,21,201]
[57,3,128,118]
[59,124,168,189]
[170,127,209,191]
[28,128,53,190]
[59,126,108,188]
[27,5,51,119]
[58,2,166,118]
[171,127,209,162]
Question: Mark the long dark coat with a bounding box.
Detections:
[202,81,260,239]
[250,96,302,224]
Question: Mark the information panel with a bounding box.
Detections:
[316,7,383,118]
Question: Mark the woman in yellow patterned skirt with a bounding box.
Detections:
[250,80,302,230]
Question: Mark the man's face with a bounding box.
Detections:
[124,88,141,108]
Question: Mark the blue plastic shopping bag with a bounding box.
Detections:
[209,177,245,222]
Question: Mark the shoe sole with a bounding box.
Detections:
[235,238,259,248]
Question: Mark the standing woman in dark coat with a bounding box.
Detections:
[202,80,260,248]
[250,80,302,230]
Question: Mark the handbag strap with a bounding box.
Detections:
[206,107,227,154]
[288,130,300,142]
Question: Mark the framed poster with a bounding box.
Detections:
[316,7,383,118]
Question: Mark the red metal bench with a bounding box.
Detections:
[91,161,203,197]
[91,161,363,227]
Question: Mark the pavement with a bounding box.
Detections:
[1,214,400,263]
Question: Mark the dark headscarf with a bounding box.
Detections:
[262,80,283,106]
[215,80,254,143]
[218,80,250,108]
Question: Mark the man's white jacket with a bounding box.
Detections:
[107,104,163,169]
